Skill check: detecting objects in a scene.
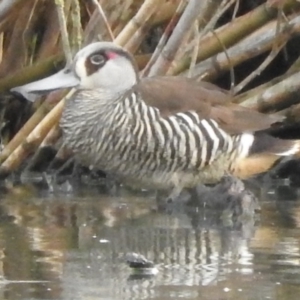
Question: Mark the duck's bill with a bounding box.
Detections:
[11,68,80,102]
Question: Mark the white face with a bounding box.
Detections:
[11,42,138,99]
[73,42,138,92]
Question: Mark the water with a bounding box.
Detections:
[0,180,299,300]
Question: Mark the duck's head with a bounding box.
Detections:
[11,42,139,100]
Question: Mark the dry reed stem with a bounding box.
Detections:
[0,0,26,23]
[170,0,300,75]
[23,123,62,173]
[83,0,180,46]
[40,124,62,148]
[136,53,151,69]
[112,0,182,33]
[187,21,201,78]
[185,1,236,53]
[187,0,236,78]
[239,70,300,112]
[148,0,206,76]
[55,0,72,64]
[233,10,290,94]
[0,90,66,164]
[123,0,168,54]
[83,0,130,44]
[91,0,114,41]
[152,0,183,26]
[23,0,40,64]
[36,2,61,60]
[51,145,73,167]
[70,0,83,53]
[0,32,3,64]
[0,0,69,166]
[187,13,300,81]
[284,102,300,123]
[107,1,142,38]
[233,72,290,105]
[142,0,185,76]
[0,53,64,92]
[124,1,168,55]
[123,27,148,54]
[0,91,74,176]
[235,43,286,94]
[0,0,40,77]
[115,0,161,48]
[0,104,49,164]
[287,56,300,73]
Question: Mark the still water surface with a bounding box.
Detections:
[0,180,299,300]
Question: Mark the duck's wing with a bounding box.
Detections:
[136,76,282,135]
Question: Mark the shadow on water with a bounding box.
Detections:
[0,179,299,300]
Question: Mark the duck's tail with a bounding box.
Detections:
[234,132,300,179]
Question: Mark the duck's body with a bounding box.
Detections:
[61,89,250,189]
[12,42,300,192]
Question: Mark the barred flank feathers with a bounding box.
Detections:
[128,92,236,170]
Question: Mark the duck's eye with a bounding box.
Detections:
[90,54,106,66]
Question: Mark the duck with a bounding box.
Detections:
[11,42,300,197]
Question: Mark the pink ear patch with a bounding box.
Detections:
[107,52,118,59]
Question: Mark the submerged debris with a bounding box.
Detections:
[125,252,158,277]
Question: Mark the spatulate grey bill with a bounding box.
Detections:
[11,68,80,100]
[10,41,300,192]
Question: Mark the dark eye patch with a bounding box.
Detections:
[84,47,135,76]
[85,50,108,76]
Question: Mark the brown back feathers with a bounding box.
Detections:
[136,76,283,135]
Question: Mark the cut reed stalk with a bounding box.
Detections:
[170,0,300,75]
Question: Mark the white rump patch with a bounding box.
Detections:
[240,133,255,158]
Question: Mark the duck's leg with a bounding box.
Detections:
[166,186,184,203]
[156,185,191,210]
